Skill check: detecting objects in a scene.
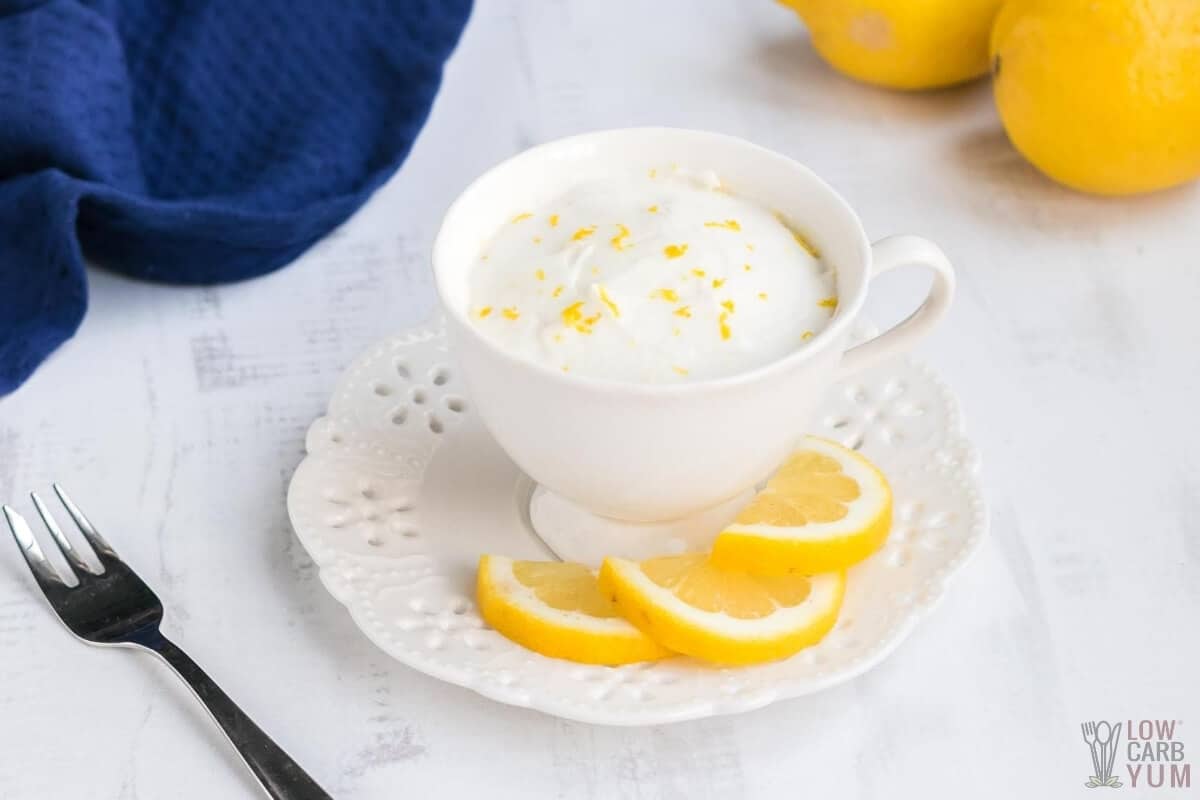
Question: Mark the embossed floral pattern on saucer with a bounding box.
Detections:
[286,322,986,725]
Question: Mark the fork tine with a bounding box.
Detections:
[3,505,65,589]
[31,492,96,576]
[51,484,116,560]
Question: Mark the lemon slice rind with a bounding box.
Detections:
[712,437,892,575]
[477,555,671,665]
[600,558,845,665]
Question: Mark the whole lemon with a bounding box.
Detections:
[992,0,1200,195]
[779,0,1004,90]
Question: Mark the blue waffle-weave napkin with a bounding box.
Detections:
[0,0,472,394]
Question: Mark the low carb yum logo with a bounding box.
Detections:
[1082,719,1191,790]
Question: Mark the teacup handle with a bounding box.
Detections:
[838,235,956,377]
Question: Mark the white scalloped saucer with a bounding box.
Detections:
[286,322,986,725]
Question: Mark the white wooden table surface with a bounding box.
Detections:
[2,2,1198,797]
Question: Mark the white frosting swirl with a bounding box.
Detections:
[468,167,835,383]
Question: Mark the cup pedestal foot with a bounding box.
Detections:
[527,485,753,566]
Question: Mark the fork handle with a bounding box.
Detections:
[141,633,333,800]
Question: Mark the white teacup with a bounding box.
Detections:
[433,128,954,528]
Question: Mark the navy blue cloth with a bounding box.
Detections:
[0,0,471,394]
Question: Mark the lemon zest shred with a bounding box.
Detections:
[721,299,735,314]
[552,285,565,298]
[535,268,546,281]
[743,263,752,272]
[652,288,679,302]
[758,292,768,301]
[647,204,659,213]
[774,211,821,257]
[572,226,597,241]
[801,330,815,341]
[610,223,631,251]
[672,365,689,376]
[663,243,688,259]
[719,311,732,340]
[817,296,838,309]
[792,230,820,257]
[548,214,559,227]
[502,307,520,321]
[477,306,493,318]
[712,278,726,289]
[597,285,621,317]
[703,219,741,231]
[561,301,585,326]
[511,212,533,223]
[674,305,692,318]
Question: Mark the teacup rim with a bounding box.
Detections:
[432,126,871,396]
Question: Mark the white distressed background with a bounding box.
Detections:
[2,2,1198,797]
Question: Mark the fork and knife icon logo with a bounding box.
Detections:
[1083,720,1124,788]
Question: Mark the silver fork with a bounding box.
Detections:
[3,485,332,800]
[1082,721,1101,780]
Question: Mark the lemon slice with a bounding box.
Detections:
[599,554,844,665]
[711,437,892,576]
[476,555,673,665]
